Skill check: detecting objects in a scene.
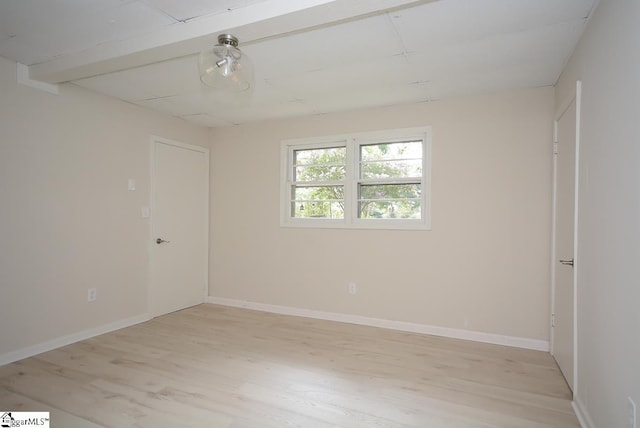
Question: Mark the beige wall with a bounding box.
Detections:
[210,87,554,341]
[0,56,209,358]
[555,1,640,426]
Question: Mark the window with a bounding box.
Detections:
[281,127,431,230]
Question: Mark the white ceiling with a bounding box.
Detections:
[0,0,596,128]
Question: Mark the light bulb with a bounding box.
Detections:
[216,56,236,77]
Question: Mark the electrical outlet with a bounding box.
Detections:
[629,397,637,428]
[87,288,97,302]
[348,282,357,295]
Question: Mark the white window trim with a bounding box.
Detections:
[280,126,432,231]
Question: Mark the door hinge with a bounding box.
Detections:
[553,141,559,155]
[551,313,556,327]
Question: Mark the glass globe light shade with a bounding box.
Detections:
[198,34,254,92]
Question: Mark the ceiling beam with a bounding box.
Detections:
[28,0,435,84]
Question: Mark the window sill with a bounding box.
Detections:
[280,218,432,231]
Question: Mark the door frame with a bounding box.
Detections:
[550,81,581,395]
[149,135,210,317]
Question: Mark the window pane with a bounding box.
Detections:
[359,200,421,219]
[359,183,421,200]
[360,159,422,179]
[295,165,346,182]
[360,141,422,162]
[295,147,346,165]
[360,141,422,180]
[294,186,344,200]
[292,185,344,219]
[294,146,346,182]
[293,200,344,219]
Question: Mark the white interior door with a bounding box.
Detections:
[552,82,581,392]
[151,138,209,317]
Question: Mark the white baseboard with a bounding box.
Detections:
[573,398,595,428]
[206,296,549,352]
[0,313,151,366]
[0,299,551,367]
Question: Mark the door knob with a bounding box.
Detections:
[156,238,170,244]
[559,259,574,266]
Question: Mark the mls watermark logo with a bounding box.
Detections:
[1,412,50,427]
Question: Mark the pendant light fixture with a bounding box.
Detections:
[198,34,254,92]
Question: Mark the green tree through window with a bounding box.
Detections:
[293,146,346,219]
[358,141,422,219]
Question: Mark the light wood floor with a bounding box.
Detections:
[0,304,578,427]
